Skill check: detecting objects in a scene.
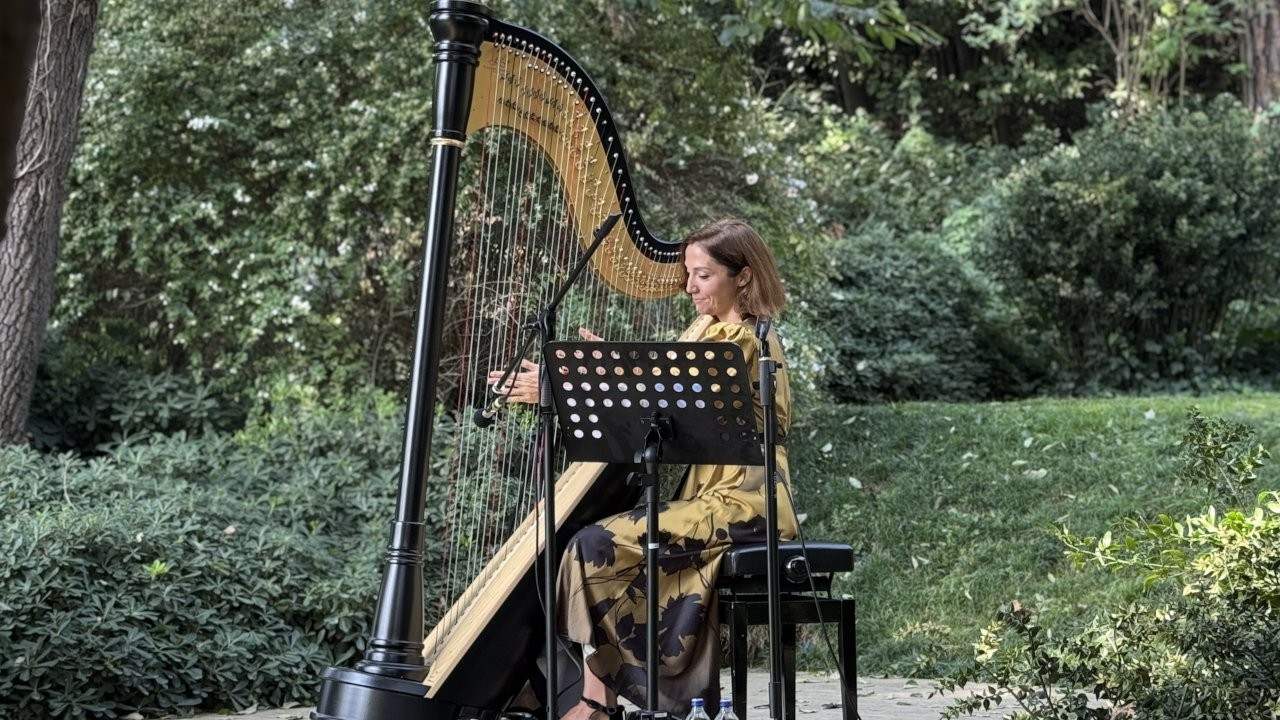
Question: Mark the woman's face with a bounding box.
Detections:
[684,242,747,322]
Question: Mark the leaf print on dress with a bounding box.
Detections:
[726,514,768,544]
[617,612,649,662]
[613,662,648,696]
[659,535,708,575]
[628,501,669,522]
[658,593,706,658]
[589,596,619,627]
[572,523,619,568]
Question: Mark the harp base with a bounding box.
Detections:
[312,666,456,720]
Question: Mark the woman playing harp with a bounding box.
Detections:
[491,219,800,719]
[315,4,793,720]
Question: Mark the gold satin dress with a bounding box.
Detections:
[556,317,798,715]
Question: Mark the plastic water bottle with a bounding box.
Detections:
[685,698,710,720]
[712,699,738,720]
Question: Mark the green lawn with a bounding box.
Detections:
[787,393,1280,676]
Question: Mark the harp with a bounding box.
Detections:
[313,2,699,718]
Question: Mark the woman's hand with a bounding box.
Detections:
[486,358,541,405]
[485,330,598,405]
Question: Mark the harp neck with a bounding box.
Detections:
[432,5,683,299]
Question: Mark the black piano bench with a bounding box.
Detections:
[717,541,857,720]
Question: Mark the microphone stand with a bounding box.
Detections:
[757,318,785,720]
[479,212,622,720]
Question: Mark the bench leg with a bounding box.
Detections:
[730,601,749,720]
[838,599,856,720]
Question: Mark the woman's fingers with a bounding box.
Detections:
[485,360,543,404]
[487,359,539,383]
[578,327,603,341]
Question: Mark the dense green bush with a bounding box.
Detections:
[1227,298,1280,381]
[775,111,1063,403]
[26,334,244,453]
[0,389,410,719]
[808,225,1039,403]
[978,96,1280,392]
[794,110,1038,236]
[61,0,437,394]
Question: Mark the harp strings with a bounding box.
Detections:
[423,35,685,662]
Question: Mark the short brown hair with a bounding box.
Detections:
[682,218,786,318]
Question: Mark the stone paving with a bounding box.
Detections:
[184,671,1009,720]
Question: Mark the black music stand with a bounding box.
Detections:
[544,340,765,720]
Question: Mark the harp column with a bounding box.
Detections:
[312,3,489,718]
[359,0,489,680]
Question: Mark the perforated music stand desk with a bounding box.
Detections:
[544,340,763,720]
[543,341,764,467]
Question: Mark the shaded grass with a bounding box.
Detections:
[786,393,1280,676]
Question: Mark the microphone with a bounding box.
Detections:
[473,391,508,428]
[756,316,773,357]
[755,315,772,341]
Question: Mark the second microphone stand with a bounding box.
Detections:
[756,319,787,720]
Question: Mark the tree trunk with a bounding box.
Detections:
[833,57,873,115]
[1242,1,1280,110]
[1,0,41,236]
[0,0,100,446]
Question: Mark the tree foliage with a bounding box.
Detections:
[963,0,1247,111]
[976,96,1280,392]
[60,0,444,396]
[40,0,1280,434]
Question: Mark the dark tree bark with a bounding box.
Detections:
[0,0,100,446]
[1242,1,1280,110]
[1,0,42,238]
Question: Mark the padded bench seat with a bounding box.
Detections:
[720,541,854,588]
[717,540,856,720]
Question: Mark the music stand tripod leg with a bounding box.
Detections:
[633,416,672,720]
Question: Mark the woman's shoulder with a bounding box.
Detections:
[700,318,755,343]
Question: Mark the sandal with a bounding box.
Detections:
[582,697,622,720]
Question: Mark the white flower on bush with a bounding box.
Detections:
[745,172,759,186]
[186,115,221,131]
